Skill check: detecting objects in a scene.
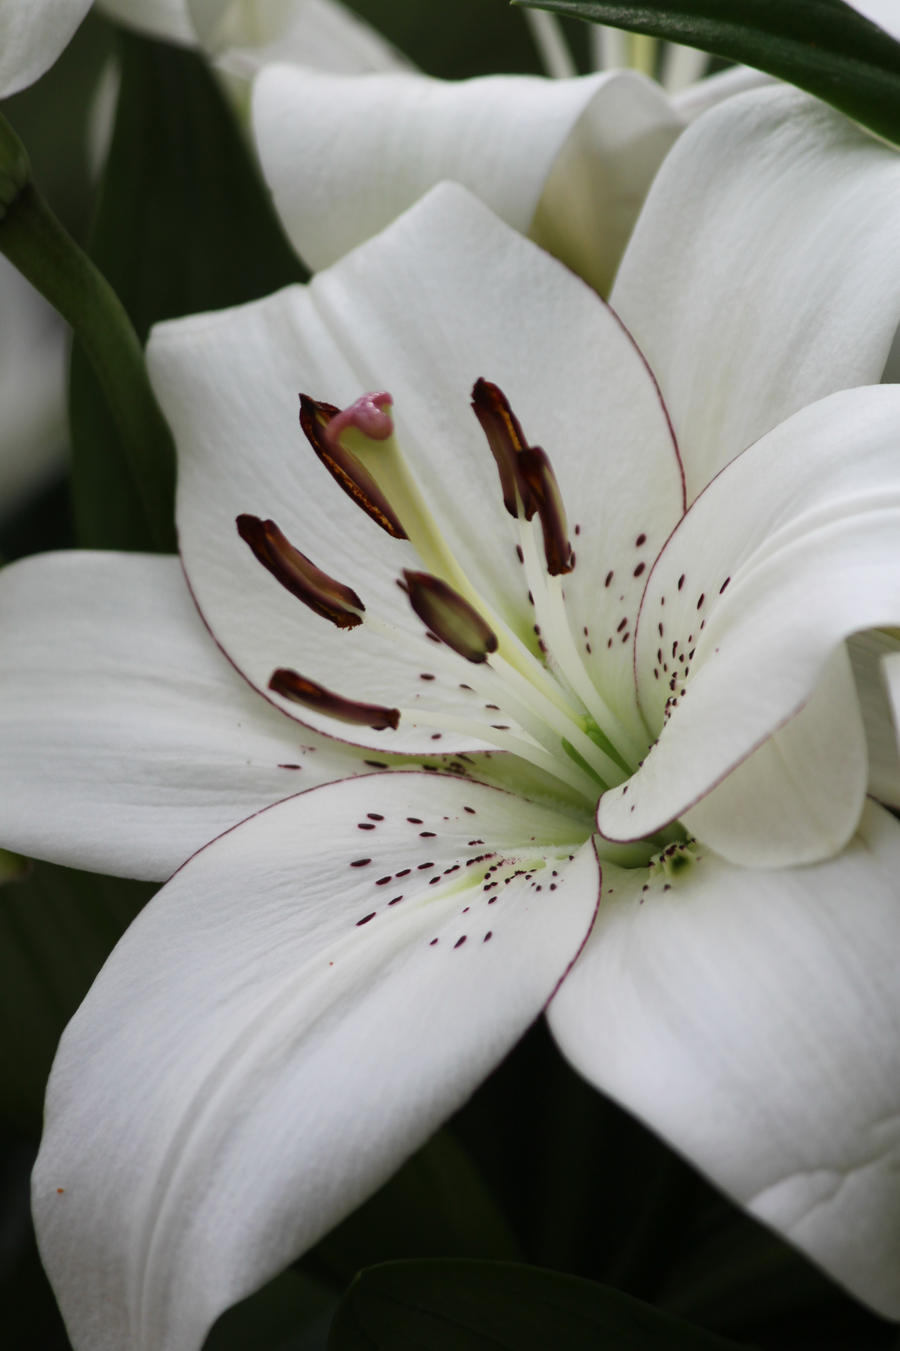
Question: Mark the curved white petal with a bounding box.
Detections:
[612,85,900,501]
[549,799,900,1319]
[149,183,682,753]
[670,64,772,122]
[848,630,900,809]
[95,0,196,45]
[33,774,599,1351]
[600,386,900,854]
[0,551,364,880]
[0,0,92,96]
[196,0,405,83]
[678,646,867,868]
[0,257,66,518]
[253,63,680,290]
[847,1,900,40]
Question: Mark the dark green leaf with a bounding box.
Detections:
[308,1131,520,1286]
[70,28,305,551]
[328,1258,751,1350]
[349,0,547,77]
[205,1267,336,1351]
[514,1,900,145]
[0,861,152,1130]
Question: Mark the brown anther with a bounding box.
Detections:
[471,378,535,518]
[404,571,498,664]
[237,515,364,629]
[299,394,407,539]
[516,446,574,575]
[269,669,400,730]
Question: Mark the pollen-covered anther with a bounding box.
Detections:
[299,393,407,539]
[236,515,364,629]
[269,668,400,731]
[517,445,574,576]
[403,571,498,664]
[470,377,535,518]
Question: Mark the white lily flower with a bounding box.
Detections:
[0,86,898,1347]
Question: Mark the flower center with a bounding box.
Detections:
[238,380,671,856]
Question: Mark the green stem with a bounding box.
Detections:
[0,110,175,552]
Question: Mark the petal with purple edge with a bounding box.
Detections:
[0,552,364,880]
[599,386,900,858]
[33,773,599,1351]
[549,799,900,1320]
[612,85,900,501]
[148,184,682,753]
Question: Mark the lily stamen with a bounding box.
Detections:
[269,669,400,731]
[299,394,407,539]
[236,515,365,630]
[403,571,498,664]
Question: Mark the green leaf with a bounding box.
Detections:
[0,861,152,1130]
[514,0,900,145]
[205,1267,336,1351]
[308,1131,521,1286]
[349,0,546,77]
[70,28,305,551]
[328,1259,751,1350]
[0,110,177,554]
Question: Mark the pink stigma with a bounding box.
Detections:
[328,391,394,445]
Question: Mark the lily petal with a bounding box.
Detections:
[0,0,92,96]
[192,0,404,80]
[670,64,772,122]
[846,1,900,40]
[548,798,900,1319]
[252,63,680,290]
[678,647,867,868]
[848,630,900,809]
[149,184,682,752]
[33,773,599,1351]
[0,551,363,880]
[600,386,900,856]
[612,85,900,501]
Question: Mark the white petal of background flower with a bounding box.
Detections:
[252,63,681,291]
[0,0,92,96]
[600,386,900,853]
[670,64,772,122]
[612,85,900,501]
[33,774,599,1351]
[148,184,683,753]
[192,0,405,81]
[847,1,900,40]
[549,798,900,1320]
[0,551,368,879]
